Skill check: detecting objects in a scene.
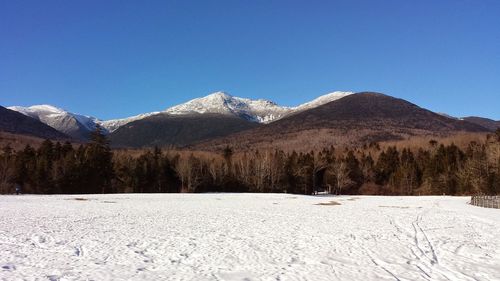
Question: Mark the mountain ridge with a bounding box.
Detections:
[109,113,261,148]
[5,91,495,147]
[462,116,500,131]
[7,91,354,138]
[7,105,98,139]
[0,106,70,140]
[193,92,491,151]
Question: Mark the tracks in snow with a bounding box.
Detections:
[382,199,482,281]
[1,195,499,280]
[412,213,439,265]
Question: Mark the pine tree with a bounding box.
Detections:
[344,150,363,193]
[85,125,114,193]
[284,151,300,194]
[53,145,76,194]
[14,145,36,193]
[35,139,55,193]
[0,145,15,193]
[375,146,399,188]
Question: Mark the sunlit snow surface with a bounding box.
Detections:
[0,194,499,281]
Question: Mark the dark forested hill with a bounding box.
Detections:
[0,106,69,140]
[109,113,261,147]
[462,116,500,131]
[194,92,490,151]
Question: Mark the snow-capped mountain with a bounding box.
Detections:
[7,105,161,137]
[7,105,99,140]
[165,92,293,123]
[165,91,353,123]
[7,91,354,139]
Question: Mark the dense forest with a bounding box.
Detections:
[0,126,499,195]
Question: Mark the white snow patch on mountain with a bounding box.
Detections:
[7,105,158,134]
[165,91,293,123]
[293,91,353,111]
[165,91,353,123]
[97,112,161,132]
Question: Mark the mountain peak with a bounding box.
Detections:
[29,104,66,113]
[0,106,69,140]
[8,104,66,116]
[7,104,97,139]
[206,91,232,99]
[164,91,356,123]
[165,92,291,123]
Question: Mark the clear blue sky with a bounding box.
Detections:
[1,0,499,120]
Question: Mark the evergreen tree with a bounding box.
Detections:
[344,150,363,193]
[284,151,300,194]
[0,144,15,193]
[14,145,36,193]
[85,125,114,193]
[35,140,55,193]
[375,146,399,187]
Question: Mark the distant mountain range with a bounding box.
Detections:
[6,91,352,139]
[194,92,491,151]
[6,104,160,139]
[0,106,69,140]
[7,105,98,140]
[2,91,498,149]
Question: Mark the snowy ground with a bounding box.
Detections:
[0,194,499,281]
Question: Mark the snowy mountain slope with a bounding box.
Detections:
[0,106,69,140]
[7,91,354,137]
[7,105,159,136]
[7,105,98,139]
[165,91,293,123]
[165,91,353,123]
[293,91,353,111]
[97,112,161,133]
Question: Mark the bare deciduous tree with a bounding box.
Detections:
[332,160,353,195]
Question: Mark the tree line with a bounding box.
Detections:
[0,127,498,195]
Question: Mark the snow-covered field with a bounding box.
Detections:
[0,194,499,281]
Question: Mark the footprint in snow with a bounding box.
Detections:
[74,245,83,257]
[2,264,16,271]
[46,275,59,281]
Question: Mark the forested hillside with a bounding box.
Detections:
[194,93,490,151]
[1,126,498,195]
